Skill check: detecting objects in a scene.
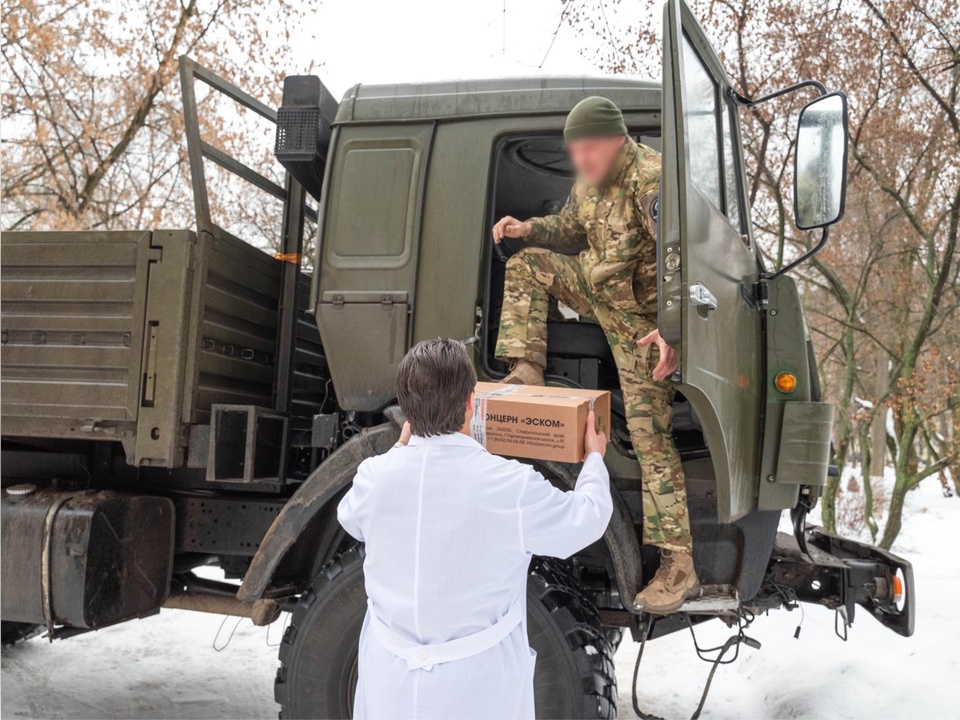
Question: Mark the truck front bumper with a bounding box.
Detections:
[765,526,915,637]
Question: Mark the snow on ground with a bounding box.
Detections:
[2,477,957,719]
[616,475,959,720]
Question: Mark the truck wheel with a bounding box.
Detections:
[1,621,43,646]
[527,558,618,719]
[276,546,366,719]
[275,548,617,720]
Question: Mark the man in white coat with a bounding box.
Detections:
[338,338,612,719]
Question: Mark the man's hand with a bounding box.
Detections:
[637,329,677,382]
[492,216,532,244]
[583,410,607,459]
[398,422,412,446]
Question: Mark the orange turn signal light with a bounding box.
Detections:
[892,575,903,604]
[775,372,798,393]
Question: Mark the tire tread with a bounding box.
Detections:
[528,558,618,719]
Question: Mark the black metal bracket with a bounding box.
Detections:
[768,226,830,281]
[790,497,811,556]
[728,79,828,108]
[729,79,837,281]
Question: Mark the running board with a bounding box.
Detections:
[634,584,740,615]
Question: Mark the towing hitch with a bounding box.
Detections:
[765,526,915,637]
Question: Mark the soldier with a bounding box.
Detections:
[491,96,700,614]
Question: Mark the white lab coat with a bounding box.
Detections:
[337,431,612,720]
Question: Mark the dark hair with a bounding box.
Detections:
[396,338,477,437]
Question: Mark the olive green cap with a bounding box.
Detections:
[563,96,628,142]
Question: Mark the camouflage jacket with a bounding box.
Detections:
[526,138,661,316]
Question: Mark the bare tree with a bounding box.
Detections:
[2,0,320,247]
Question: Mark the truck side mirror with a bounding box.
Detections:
[794,92,848,230]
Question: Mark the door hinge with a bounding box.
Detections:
[754,279,769,310]
[331,294,345,310]
[380,295,395,310]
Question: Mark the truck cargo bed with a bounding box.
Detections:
[1,230,323,471]
[2,231,151,437]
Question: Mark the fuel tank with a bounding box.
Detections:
[1,488,174,629]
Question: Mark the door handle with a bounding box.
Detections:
[689,283,718,311]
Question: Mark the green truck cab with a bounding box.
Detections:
[0,2,914,717]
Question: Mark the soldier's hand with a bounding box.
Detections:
[583,410,607,459]
[637,329,677,382]
[492,216,532,244]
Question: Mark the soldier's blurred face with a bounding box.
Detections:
[567,136,627,186]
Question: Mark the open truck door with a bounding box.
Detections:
[656,1,916,638]
[659,0,761,522]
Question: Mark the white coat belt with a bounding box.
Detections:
[367,597,525,671]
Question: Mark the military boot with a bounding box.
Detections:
[633,549,701,615]
[501,360,544,386]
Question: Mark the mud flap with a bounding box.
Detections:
[759,401,834,511]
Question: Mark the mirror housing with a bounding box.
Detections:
[794,91,849,230]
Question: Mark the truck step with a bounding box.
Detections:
[634,584,740,615]
[679,585,740,614]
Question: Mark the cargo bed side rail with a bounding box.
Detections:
[177,56,317,236]
[177,56,312,417]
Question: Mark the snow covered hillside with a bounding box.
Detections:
[2,478,956,719]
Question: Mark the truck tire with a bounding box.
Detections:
[275,547,617,719]
[1,621,43,646]
[527,558,618,719]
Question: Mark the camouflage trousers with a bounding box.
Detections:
[495,247,693,552]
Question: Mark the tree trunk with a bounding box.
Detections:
[880,413,922,549]
[822,475,840,535]
[880,469,909,550]
[869,354,889,481]
[860,424,878,542]
[825,329,858,535]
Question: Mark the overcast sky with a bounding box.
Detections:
[289,0,661,98]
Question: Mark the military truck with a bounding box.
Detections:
[1,1,914,717]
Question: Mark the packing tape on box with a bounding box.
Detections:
[470,395,488,446]
[478,385,522,398]
[470,385,596,449]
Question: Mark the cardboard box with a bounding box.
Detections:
[470,382,611,463]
